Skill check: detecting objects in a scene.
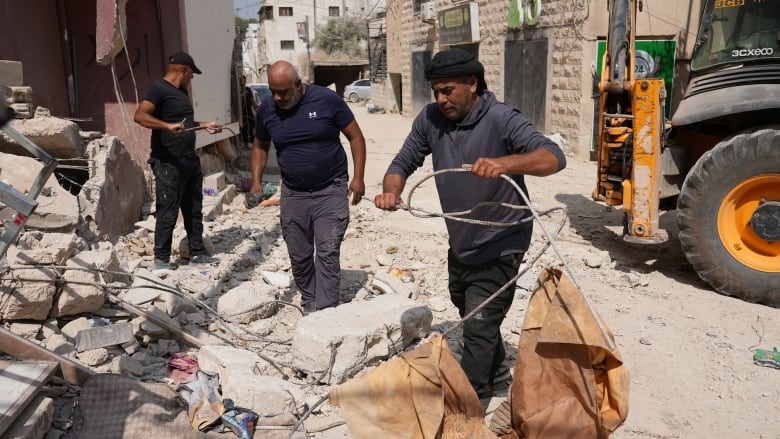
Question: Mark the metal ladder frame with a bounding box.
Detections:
[0,123,58,259]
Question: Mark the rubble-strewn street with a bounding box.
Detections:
[1,102,779,438]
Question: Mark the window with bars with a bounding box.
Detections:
[279,7,293,16]
[281,40,295,50]
[329,6,340,17]
[262,6,273,19]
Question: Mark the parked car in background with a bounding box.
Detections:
[248,83,272,108]
[343,79,371,102]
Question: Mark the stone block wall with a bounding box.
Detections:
[383,0,701,160]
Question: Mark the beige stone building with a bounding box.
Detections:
[372,0,705,160]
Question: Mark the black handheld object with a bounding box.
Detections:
[0,105,14,129]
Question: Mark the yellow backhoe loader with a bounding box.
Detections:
[594,0,779,306]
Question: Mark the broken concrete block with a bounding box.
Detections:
[52,266,105,317]
[77,348,109,366]
[11,102,32,118]
[61,317,91,342]
[217,281,278,324]
[0,116,84,158]
[10,86,33,103]
[198,345,263,376]
[67,249,127,284]
[0,267,57,320]
[122,269,163,305]
[292,294,433,384]
[260,270,292,288]
[45,333,76,356]
[8,321,42,340]
[79,136,145,237]
[95,0,128,65]
[159,289,199,317]
[203,171,226,193]
[4,395,54,439]
[222,373,305,418]
[40,319,60,340]
[75,322,135,352]
[11,232,81,265]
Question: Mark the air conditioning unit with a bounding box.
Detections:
[420,2,436,23]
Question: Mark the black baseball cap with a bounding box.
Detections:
[169,52,202,74]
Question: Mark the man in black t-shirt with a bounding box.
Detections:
[134,52,222,271]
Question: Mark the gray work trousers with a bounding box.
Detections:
[280,178,349,310]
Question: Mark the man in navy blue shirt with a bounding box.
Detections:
[251,61,366,314]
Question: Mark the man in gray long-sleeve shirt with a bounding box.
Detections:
[374,48,566,400]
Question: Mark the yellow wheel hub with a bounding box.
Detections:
[718,175,780,272]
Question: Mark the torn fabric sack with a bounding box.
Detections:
[330,333,494,438]
[70,374,222,438]
[501,267,630,439]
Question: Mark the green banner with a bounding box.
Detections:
[596,39,676,117]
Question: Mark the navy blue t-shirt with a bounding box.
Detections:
[255,84,354,190]
[142,78,199,168]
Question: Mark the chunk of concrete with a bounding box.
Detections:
[292,294,433,384]
[260,270,292,288]
[10,232,81,265]
[4,395,54,439]
[222,373,305,417]
[67,249,128,284]
[45,333,76,356]
[52,266,105,317]
[79,136,145,237]
[203,171,226,193]
[0,267,57,320]
[217,281,278,324]
[0,116,84,158]
[8,321,42,340]
[198,345,264,376]
[61,316,91,341]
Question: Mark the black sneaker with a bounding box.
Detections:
[190,253,218,265]
[152,258,177,271]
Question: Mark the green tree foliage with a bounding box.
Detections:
[314,17,368,57]
[235,16,258,42]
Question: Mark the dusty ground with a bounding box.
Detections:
[41,101,777,438]
[272,102,778,438]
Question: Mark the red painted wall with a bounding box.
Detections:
[0,1,186,164]
[0,1,70,116]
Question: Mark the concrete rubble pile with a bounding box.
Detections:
[0,171,438,436]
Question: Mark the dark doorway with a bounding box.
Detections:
[313,65,364,98]
[389,72,402,113]
[411,49,432,116]
[504,39,548,130]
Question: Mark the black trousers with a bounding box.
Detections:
[448,250,521,392]
[150,158,205,261]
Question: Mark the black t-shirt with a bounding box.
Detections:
[143,78,198,168]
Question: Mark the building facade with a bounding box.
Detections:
[254,0,386,89]
[375,0,705,160]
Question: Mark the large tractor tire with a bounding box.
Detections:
[677,128,780,307]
